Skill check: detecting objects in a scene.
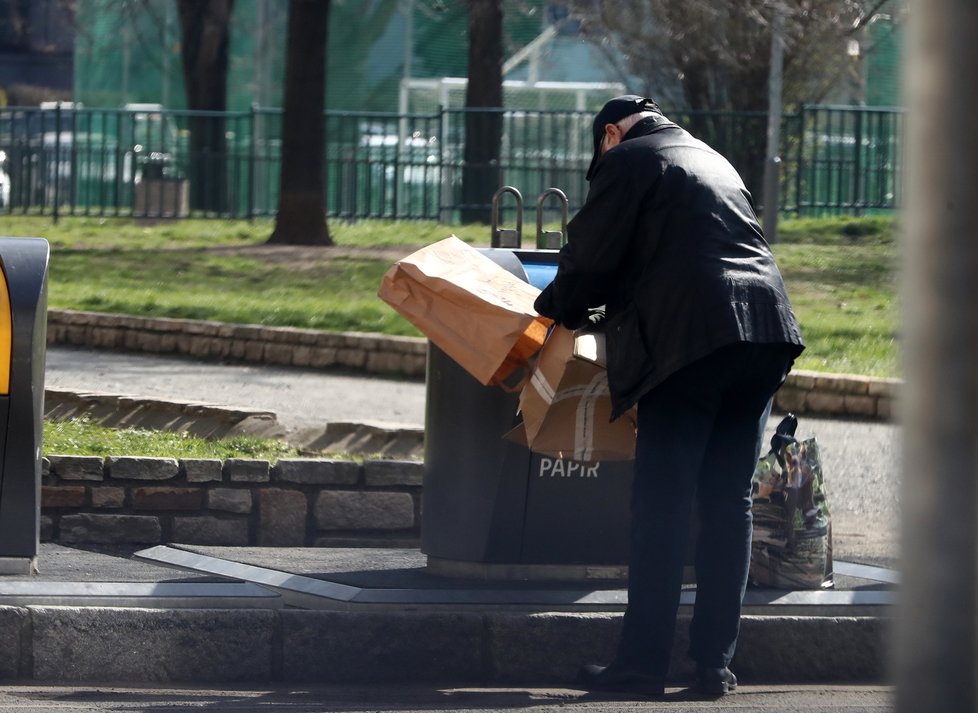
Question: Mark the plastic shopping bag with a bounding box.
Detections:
[750,414,834,589]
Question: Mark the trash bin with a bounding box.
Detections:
[133,149,189,217]
[422,188,633,577]
[0,238,49,573]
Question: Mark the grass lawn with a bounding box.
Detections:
[775,216,897,377]
[5,213,899,377]
[44,418,300,461]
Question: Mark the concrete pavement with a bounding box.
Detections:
[0,683,894,711]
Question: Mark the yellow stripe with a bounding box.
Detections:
[0,266,10,395]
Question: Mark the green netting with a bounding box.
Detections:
[73,0,567,113]
[864,15,902,107]
[73,1,904,114]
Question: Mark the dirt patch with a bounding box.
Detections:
[200,244,424,269]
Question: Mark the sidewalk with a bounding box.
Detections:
[0,541,894,687]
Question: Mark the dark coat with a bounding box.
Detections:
[534,115,805,418]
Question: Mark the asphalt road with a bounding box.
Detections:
[44,346,901,567]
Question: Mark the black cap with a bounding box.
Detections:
[586,95,659,181]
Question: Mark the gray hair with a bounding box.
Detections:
[616,111,657,135]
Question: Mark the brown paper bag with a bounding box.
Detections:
[517,325,637,461]
[378,236,552,385]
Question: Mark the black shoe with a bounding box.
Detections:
[694,666,737,695]
[576,663,665,697]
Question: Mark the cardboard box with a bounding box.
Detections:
[516,326,636,461]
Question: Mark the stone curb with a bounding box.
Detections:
[0,606,889,685]
[47,309,897,421]
[43,388,425,458]
[47,309,428,378]
[44,387,284,441]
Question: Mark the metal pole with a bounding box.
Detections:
[398,0,414,218]
[255,0,267,108]
[162,2,171,108]
[53,103,61,224]
[896,0,978,711]
[247,103,256,221]
[762,2,784,243]
[122,19,131,105]
[852,109,863,215]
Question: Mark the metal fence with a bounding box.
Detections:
[0,103,903,223]
[791,105,903,215]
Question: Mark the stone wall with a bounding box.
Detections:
[775,370,899,421]
[42,456,422,548]
[47,309,427,378]
[47,309,900,421]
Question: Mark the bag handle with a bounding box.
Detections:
[770,412,799,467]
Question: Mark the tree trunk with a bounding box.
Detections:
[461,0,503,225]
[176,0,234,214]
[268,0,332,246]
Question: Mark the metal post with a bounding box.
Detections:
[53,104,61,224]
[255,0,268,108]
[247,103,256,221]
[852,109,863,215]
[162,2,171,108]
[762,2,784,242]
[439,106,452,224]
[795,106,806,216]
[398,0,413,218]
[896,0,978,711]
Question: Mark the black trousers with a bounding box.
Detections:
[615,342,795,675]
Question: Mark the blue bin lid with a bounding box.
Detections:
[514,250,559,290]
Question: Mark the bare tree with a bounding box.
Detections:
[176,0,234,214]
[268,0,332,246]
[566,0,894,109]
[460,0,504,225]
[564,0,899,192]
